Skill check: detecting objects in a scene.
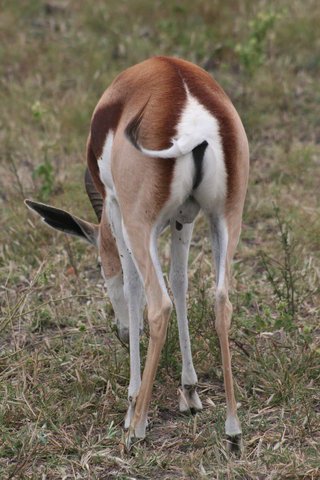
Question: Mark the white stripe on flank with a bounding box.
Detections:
[98,130,114,191]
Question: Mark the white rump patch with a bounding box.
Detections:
[162,86,227,217]
[139,85,223,159]
[175,85,221,154]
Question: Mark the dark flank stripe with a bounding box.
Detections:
[87,101,123,199]
[124,100,149,151]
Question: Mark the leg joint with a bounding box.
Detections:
[216,288,227,305]
[149,298,172,343]
[215,289,233,335]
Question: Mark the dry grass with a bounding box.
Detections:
[1,0,320,478]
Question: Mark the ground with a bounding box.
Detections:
[0,1,319,478]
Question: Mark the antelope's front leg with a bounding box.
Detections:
[169,220,202,413]
[123,262,145,431]
[99,204,132,343]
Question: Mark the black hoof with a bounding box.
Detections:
[226,434,243,455]
[124,432,144,453]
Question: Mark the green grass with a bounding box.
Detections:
[1,0,320,478]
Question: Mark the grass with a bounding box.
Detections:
[1,0,320,478]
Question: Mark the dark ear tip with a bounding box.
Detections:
[24,199,43,213]
[25,199,44,209]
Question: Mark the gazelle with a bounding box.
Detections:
[26,56,249,450]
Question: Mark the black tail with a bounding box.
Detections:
[192,141,208,190]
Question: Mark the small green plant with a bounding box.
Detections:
[33,157,54,201]
[106,420,117,440]
[30,100,55,201]
[31,100,47,121]
[235,10,278,74]
[260,205,298,329]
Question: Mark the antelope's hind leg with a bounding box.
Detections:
[169,220,202,413]
[209,214,242,451]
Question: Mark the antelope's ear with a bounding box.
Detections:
[25,199,99,247]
